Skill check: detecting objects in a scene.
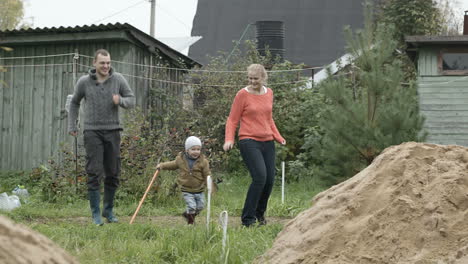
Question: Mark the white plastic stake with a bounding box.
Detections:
[281,161,285,204]
[219,211,229,257]
[206,175,212,230]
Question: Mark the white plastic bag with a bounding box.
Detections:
[12,186,29,202]
[0,192,21,211]
[65,94,73,113]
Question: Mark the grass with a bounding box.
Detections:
[0,171,324,263]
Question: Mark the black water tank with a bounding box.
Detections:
[255,21,285,61]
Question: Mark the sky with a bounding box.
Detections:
[23,0,198,38]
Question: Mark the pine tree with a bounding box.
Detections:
[316,7,426,185]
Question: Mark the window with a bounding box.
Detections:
[439,49,468,75]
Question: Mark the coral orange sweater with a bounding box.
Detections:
[225,87,285,143]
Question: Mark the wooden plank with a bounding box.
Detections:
[423,116,468,123]
[419,93,468,99]
[424,127,468,134]
[0,55,13,169]
[20,47,33,170]
[419,87,468,94]
[0,53,5,169]
[49,44,58,161]
[419,98,468,105]
[17,48,32,169]
[6,60,15,169]
[31,46,44,168]
[420,104,468,111]
[427,133,468,139]
[422,110,468,117]
[42,46,54,162]
[425,138,468,147]
[55,44,68,166]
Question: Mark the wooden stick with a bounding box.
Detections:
[129,168,160,224]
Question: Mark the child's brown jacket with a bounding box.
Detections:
[159,152,211,193]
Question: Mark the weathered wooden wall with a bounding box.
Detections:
[417,47,468,146]
[0,42,185,170]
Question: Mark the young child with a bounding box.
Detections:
[157,136,211,224]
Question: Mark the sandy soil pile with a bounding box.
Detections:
[260,142,468,264]
[0,215,78,264]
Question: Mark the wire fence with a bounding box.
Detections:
[0,52,318,89]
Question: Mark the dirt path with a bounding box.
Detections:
[27,215,293,227]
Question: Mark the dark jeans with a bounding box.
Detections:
[83,130,121,191]
[239,139,275,226]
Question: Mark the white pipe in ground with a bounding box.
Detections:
[281,161,285,204]
[206,175,212,230]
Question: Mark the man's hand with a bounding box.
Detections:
[113,94,120,105]
[69,131,78,137]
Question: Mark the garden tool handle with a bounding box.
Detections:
[129,168,160,224]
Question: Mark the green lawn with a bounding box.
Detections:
[0,171,323,263]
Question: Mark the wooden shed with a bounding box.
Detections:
[0,23,200,170]
[406,35,468,146]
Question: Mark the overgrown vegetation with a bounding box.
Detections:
[0,170,322,263]
[0,0,27,30]
[376,0,445,44]
[308,6,427,185]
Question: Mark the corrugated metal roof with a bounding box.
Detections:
[1,22,131,34]
[0,23,201,67]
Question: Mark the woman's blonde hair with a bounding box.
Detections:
[247,64,268,84]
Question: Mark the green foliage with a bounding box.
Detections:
[436,0,463,35]
[0,171,323,264]
[313,8,426,185]
[376,0,442,44]
[27,143,87,203]
[0,0,25,30]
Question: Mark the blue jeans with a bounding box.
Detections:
[182,192,205,214]
[239,139,275,226]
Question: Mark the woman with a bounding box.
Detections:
[223,63,286,227]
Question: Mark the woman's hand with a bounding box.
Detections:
[223,141,234,151]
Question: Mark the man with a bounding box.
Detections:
[68,49,135,225]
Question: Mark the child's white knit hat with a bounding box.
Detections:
[185,136,202,151]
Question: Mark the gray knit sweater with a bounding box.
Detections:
[68,68,135,132]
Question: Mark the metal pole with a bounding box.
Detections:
[150,0,156,37]
[281,161,285,204]
[73,50,79,193]
[206,175,212,231]
[311,68,315,89]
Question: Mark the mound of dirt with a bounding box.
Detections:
[259,142,468,264]
[0,215,78,264]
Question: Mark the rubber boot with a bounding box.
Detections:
[88,190,103,226]
[102,187,118,223]
[190,213,196,224]
[183,212,195,225]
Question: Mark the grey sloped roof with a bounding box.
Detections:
[0,23,201,67]
[406,35,468,47]
[189,0,369,67]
